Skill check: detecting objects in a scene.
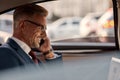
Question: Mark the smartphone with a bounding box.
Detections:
[40,39,45,46]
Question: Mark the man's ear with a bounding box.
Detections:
[19,21,25,32]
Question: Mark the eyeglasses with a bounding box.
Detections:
[24,20,46,31]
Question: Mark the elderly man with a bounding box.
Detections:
[0,4,62,70]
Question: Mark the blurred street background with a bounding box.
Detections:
[0,0,114,43]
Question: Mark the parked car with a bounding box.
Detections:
[79,12,102,37]
[47,17,81,40]
[96,8,114,37]
[0,31,11,45]
[0,14,13,44]
[0,14,13,33]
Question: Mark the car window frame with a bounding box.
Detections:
[113,0,119,50]
[50,0,119,52]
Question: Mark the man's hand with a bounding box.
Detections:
[38,31,54,59]
[39,37,51,52]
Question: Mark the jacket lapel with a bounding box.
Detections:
[6,38,34,64]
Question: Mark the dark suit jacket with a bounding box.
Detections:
[0,38,35,70]
[0,38,63,71]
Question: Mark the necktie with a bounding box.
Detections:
[29,50,39,64]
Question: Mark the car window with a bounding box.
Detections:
[39,0,114,44]
[59,21,67,26]
[72,21,79,25]
[0,0,115,48]
[5,20,12,26]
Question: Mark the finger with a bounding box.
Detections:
[41,31,47,39]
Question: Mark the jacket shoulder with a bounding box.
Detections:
[0,46,22,70]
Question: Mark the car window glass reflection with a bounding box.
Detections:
[42,0,114,43]
[60,22,67,26]
[0,0,114,44]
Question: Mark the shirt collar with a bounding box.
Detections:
[11,37,31,54]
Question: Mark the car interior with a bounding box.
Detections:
[0,0,120,80]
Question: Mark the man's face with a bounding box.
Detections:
[22,14,47,48]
